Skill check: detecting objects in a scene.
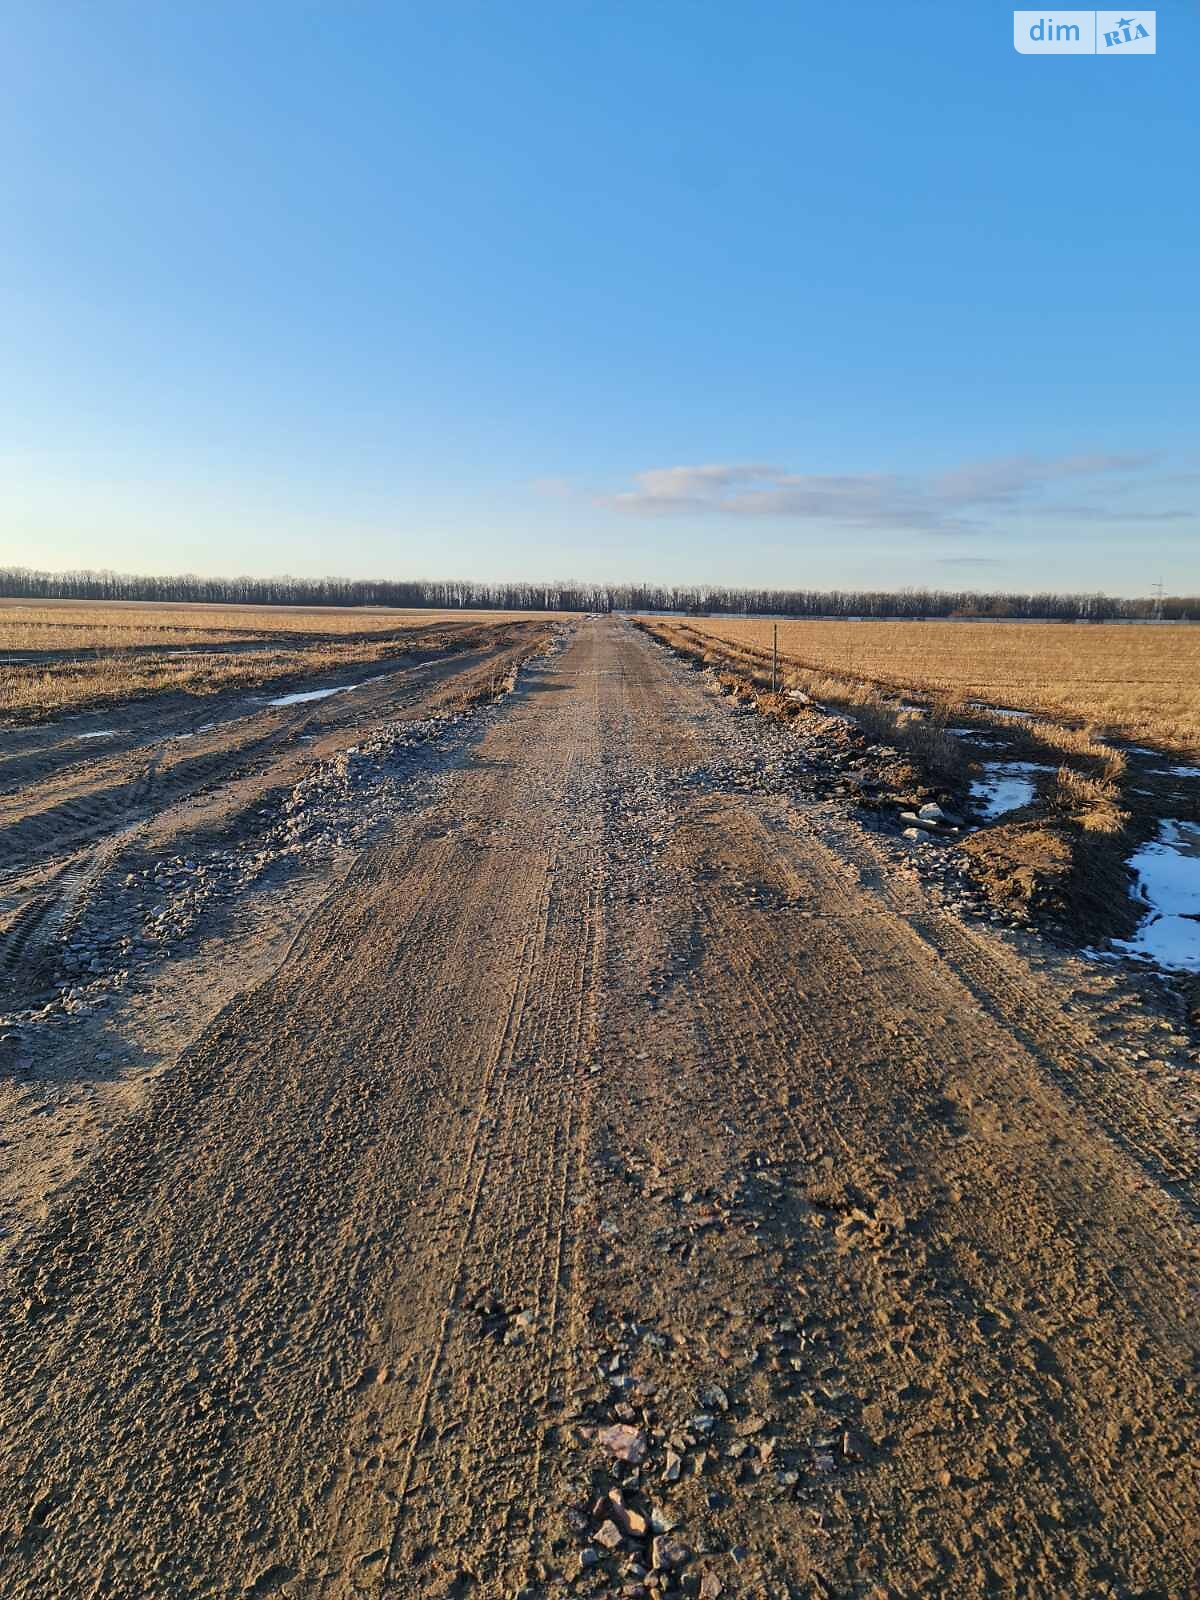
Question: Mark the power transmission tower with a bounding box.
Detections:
[1151,580,1164,622]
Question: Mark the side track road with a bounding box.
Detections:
[0,620,1196,1599]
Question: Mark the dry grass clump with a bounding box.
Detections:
[826,693,965,786]
[656,616,1200,753]
[1054,764,1130,834]
[1019,719,1124,768]
[896,710,968,787]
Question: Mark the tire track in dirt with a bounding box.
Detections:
[379,649,609,1595]
[386,844,557,1547]
[783,803,1200,1211]
[287,642,611,1596]
[250,830,470,1594]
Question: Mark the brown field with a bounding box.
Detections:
[0,598,549,650]
[644,616,1200,753]
[0,598,559,721]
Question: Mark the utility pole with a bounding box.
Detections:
[771,623,778,693]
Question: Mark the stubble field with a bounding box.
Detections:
[0,599,560,722]
[650,616,1200,752]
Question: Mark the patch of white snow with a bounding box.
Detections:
[969,760,1053,820]
[1110,820,1200,972]
[267,685,353,707]
[967,701,1034,720]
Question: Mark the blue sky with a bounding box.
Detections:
[4,1,1197,594]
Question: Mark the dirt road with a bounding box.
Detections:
[1,620,1196,1599]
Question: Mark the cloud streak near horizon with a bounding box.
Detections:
[600,452,1189,535]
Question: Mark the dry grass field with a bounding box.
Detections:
[648,616,1200,753]
[0,599,557,722]
[0,599,545,652]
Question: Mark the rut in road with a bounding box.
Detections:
[0,620,1195,1600]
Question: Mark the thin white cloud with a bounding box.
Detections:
[1021,502,1190,523]
[600,451,1181,535]
[930,452,1156,506]
[529,476,574,500]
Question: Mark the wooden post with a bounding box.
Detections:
[772,623,778,694]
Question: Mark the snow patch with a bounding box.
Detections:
[1110,820,1200,972]
[268,685,354,707]
[968,701,1034,720]
[78,730,118,740]
[969,760,1052,820]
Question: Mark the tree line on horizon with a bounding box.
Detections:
[0,566,1194,622]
